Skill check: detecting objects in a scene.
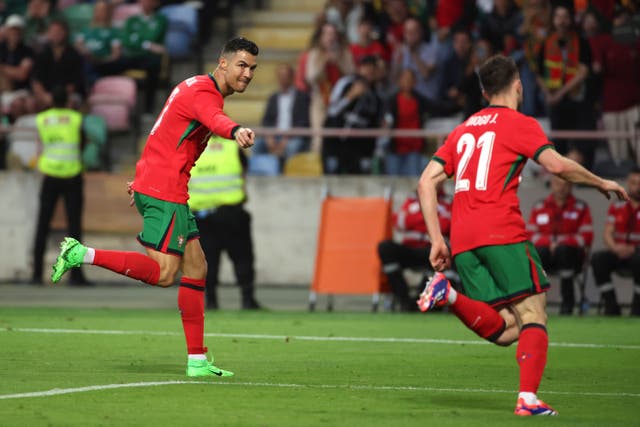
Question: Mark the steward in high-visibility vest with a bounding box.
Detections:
[36,107,83,178]
[189,135,246,212]
[32,86,89,286]
[188,135,260,310]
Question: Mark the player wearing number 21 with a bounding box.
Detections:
[416,55,628,416]
[48,37,260,378]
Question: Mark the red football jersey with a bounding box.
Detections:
[433,106,553,255]
[394,193,451,248]
[132,74,240,204]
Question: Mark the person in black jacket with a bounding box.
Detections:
[252,64,310,170]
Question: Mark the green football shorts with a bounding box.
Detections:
[454,241,549,308]
[133,192,199,256]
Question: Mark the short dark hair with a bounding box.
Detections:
[358,55,378,67]
[51,86,68,108]
[221,37,259,57]
[477,55,519,97]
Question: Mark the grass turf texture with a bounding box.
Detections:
[0,308,638,426]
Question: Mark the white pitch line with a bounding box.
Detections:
[2,327,640,350]
[0,380,638,401]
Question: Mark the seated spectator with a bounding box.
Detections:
[390,17,441,105]
[591,167,640,316]
[477,0,523,56]
[592,6,640,166]
[31,19,85,111]
[349,16,389,65]
[527,175,593,315]
[377,186,452,311]
[382,68,430,176]
[24,0,59,50]
[0,14,36,121]
[98,0,167,114]
[253,64,310,169]
[440,29,473,114]
[322,55,381,174]
[536,4,596,168]
[305,22,354,152]
[74,0,122,85]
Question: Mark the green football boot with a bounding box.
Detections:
[51,237,87,283]
[186,357,234,378]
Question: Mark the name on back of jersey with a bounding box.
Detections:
[465,113,499,127]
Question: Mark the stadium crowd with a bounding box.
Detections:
[257,0,640,177]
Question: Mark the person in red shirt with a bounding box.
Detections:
[591,167,640,316]
[48,37,259,378]
[527,175,593,314]
[377,187,451,311]
[349,16,390,66]
[417,55,627,416]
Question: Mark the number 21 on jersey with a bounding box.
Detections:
[455,131,495,193]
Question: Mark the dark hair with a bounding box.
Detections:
[358,55,378,67]
[221,37,259,56]
[477,55,519,97]
[49,18,69,34]
[51,86,68,108]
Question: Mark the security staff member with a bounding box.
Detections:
[32,86,88,285]
[189,135,260,310]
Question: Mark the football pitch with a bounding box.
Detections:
[0,307,638,426]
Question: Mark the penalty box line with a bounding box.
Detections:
[0,380,639,401]
[2,327,640,350]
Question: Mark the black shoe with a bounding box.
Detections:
[241,297,262,310]
[603,304,622,316]
[206,299,219,310]
[559,305,573,315]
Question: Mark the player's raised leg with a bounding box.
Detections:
[179,238,233,377]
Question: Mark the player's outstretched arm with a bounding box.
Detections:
[234,127,255,148]
[418,160,451,271]
[537,149,630,201]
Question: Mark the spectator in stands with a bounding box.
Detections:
[32,86,88,286]
[23,0,59,50]
[97,0,167,114]
[592,6,640,167]
[432,0,476,43]
[477,0,523,55]
[0,1,27,23]
[305,21,354,152]
[456,37,492,118]
[518,0,550,117]
[322,55,382,174]
[324,0,363,44]
[31,19,85,111]
[253,64,310,169]
[377,186,451,311]
[527,175,593,315]
[0,14,35,121]
[440,29,473,115]
[591,167,640,316]
[382,68,430,176]
[536,4,596,169]
[390,17,441,104]
[380,0,409,57]
[74,0,122,85]
[349,16,389,65]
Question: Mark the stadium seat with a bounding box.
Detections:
[82,114,108,170]
[160,3,199,60]
[248,154,280,176]
[61,3,94,34]
[283,152,323,176]
[88,76,137,132]
[7,114,38,169]
[111,3,142,28]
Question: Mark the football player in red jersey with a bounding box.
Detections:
[417,55,628,416]
[50,37,259,378]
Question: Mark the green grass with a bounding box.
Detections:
[0,308,638,426]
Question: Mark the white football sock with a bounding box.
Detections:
[518,392,537,405]
[188,354,207,361]
[448,287,458,305]
[83,248,95,264]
